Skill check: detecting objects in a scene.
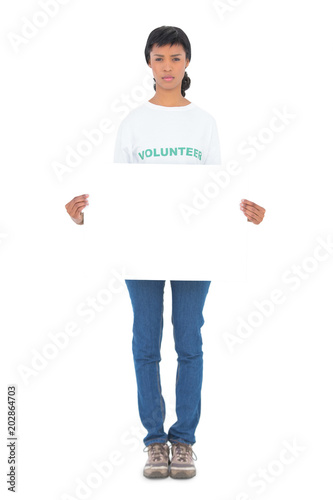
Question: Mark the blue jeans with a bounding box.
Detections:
[125,279,211,447]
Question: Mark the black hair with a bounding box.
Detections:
[144,25,191,97]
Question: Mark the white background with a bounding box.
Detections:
[0,0,332,499]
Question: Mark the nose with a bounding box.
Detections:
[162,61,172,71]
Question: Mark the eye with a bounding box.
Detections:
[155,58,181,61]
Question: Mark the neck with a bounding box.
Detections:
[149,84,188,107]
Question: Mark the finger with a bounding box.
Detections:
[65,194,88,207]
[72,206,86,218]
[65,194,89,210]
[244,210,261,223]
[244,204,266,220]
[73,202,89,216]
[241,199,264,212]
[66,201,88,216]
[240,201,261,217]
[65,197,89,213]
[66,200,87,213]
[243,205,261,218]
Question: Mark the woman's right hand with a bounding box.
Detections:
[65,194,89,224]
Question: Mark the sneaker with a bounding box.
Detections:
[170,442,197,479]
[143,442,171,478]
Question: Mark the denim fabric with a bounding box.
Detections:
[125,279,211,446]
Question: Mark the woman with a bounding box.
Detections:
[65,25,265,480]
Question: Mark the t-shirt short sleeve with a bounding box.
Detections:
[113,120,132,163]
[204,118,222,165]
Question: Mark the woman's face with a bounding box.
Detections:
[148,43,189,91]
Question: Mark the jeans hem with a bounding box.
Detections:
[168,438,195,446]
[144,438,169,447]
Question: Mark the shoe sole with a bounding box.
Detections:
[170,468,196,479]
[143,468,169,479]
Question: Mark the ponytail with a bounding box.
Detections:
[181,71,191,97]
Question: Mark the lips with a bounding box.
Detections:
[163,77,174,79]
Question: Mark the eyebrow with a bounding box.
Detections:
[153,53,182,57]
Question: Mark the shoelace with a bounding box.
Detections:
[172,442,197,462]
[143,443,170,462]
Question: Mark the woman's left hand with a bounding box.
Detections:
[240,199,265,225]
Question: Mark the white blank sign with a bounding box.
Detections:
[84,163,248,281]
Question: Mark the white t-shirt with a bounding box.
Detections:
[113,101,221,165]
